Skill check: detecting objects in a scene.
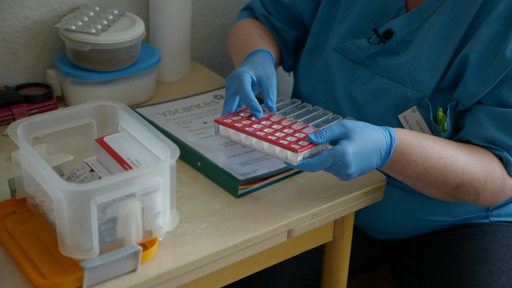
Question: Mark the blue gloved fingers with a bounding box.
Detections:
[315,121,396,169]
[223,49,277,118]
[307,120,353,144]
[286,147,339,172]
[286,120,397,181]
[223,72,243,116]
[286,144,361,180]
[238,71,265,118]
[244,49,278,113]
[258,72,277,113]
[223,70,263,117]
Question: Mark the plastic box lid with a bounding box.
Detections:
[59,12,146,47]
[0,198,158,288]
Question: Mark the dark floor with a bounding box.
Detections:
[348,265,396,288]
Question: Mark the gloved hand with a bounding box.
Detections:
[287,120,396,180]
[223,49,277,119]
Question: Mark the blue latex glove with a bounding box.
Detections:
[287,120,396,180]
[223,49,277,119]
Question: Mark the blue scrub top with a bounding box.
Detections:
[238,0,512,239]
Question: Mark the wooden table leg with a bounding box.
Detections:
[321,212,355,288]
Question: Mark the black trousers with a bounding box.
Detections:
[225,222,512,288]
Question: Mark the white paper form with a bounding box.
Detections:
[135,88,287,180]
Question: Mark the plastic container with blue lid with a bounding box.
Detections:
[55,42,160,106]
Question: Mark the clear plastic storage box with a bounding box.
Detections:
[7,101,180,260]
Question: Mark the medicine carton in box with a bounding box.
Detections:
[94,130,160,174]
[7,100,180,260]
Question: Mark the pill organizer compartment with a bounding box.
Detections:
[214,99,343,164]
[7,101,180,260]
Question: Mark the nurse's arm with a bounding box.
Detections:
[381,128,512,207]
[228,18,281,67]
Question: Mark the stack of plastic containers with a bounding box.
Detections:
[54,5,160,106]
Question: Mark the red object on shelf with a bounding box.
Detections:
[0,98,58,126]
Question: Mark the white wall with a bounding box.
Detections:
[0,0,292,97]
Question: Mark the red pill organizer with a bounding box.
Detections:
[214,99,343,164]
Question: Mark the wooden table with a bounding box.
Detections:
[0,62,386,288]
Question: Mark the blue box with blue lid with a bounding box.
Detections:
[55,42,160,106]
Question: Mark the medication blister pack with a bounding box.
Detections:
[214,99,343,164]
[55,5,125,35]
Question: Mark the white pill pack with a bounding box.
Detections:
[214,99,343,165]
[55,5,125,35]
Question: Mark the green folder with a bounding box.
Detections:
[135,88,300,198]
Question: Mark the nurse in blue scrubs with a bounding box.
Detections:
[223,0,512,287]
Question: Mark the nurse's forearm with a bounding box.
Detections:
[228,18,281,67]
[381,128,512,206]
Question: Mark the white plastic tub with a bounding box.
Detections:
[8,100,180,260]
[55,42,160,106]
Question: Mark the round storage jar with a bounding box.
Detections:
[59,12,146,71]
[55,42,160,106]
